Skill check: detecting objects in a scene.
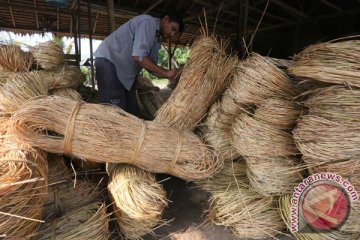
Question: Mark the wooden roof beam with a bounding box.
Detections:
[33,0,39,29]
[7,0,16,27]
[143,0,164,15]
[270,0,308,20]
[93,12,99,34]
[320,0,342,12]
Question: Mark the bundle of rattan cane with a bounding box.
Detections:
[10,96,222,180]
[246,156,303,196]
[44,155,101,220]
[254,98,302,130]
[31,41,64,70]
[42,65,86,90]
[232,114,299,158]
[0,44,33,72]
[232,113,303,196]
[0,71,48,114]
[293,115,360,164]
[307,157,360,190]
[279,194,359,240]
[209,186,285,239]
[50,88,82,101]
[196,159,248,194]
[34,203,109,240]
[225,53,298,106]
[201,101,240,160]
[0,132,48,239]
[288,40,360,87]
[107,164,167,239]
[0,71,15,86]
[306,86,360,124]
[137,90,163,117]
[155,31,238,131]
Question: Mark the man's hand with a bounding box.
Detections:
[165,68,180,79]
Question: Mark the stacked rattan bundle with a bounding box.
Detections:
[0,71,48,114]
[10,96,221,181]
[34,203,109,240]
[254,98,302,130]
[107,164,167,239]
[0,71,14,86]
[137,90,163,117]
[0,44,33,72]
[226,53,298,106]
[200,101,240,161]
[196,159,248,194]
[232,113,303,196]
[50,88,83,101]
[294,96,360,165]
[155,31,238,131]
[288,40,360,87]
[0,131,48,239]
[294,86,360,226]
[31,41,64,70]
[208,182,285,239]
[279,194,359,240]
[229,55,303,196]
[43,155,101,220]
[43,65,86,90]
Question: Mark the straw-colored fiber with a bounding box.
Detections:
[307,157,360,190]
[31,41,64,70]
[209,187,285,239]
[225,53,298,106]
[10,96,222,180]
[0,71,15,86]
[201,101,240,161]
[293,115,360,164]
[288,40,360,87]
[196,159,248,194]
[232,114,299,158]
[137,90,163,117]
[0,71,48,114]
[245,156,303,196]
[254,98,302,130]
[43,65,86,90]
[155,33,238,131]
[0,131,48,239]
[0,44,33,72]
[50,88,82,101]
[34,203,109,240]
[306,86,360,124]
[108,164,167,240]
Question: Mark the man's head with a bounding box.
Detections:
[160,11,184,40]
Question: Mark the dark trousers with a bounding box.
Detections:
[95,58,139,117]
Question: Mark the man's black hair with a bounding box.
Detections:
[161,11,185,33]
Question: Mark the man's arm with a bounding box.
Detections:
[133,56,178,79]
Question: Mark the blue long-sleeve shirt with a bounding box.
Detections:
[94,15,161,90]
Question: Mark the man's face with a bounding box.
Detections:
[161,16,180,40]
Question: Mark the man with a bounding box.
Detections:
[94,12,184,116]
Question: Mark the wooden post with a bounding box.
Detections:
[167,39,172,70]
[107,0,115,33]
[87,0,95,89]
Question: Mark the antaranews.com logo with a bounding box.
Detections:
[290,172,359,233]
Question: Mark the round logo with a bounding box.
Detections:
[300,182,351,231]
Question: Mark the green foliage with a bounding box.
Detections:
[141,46,190,81]
[52,36,64,50]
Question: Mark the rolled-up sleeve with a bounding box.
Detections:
[132,20,156,60]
